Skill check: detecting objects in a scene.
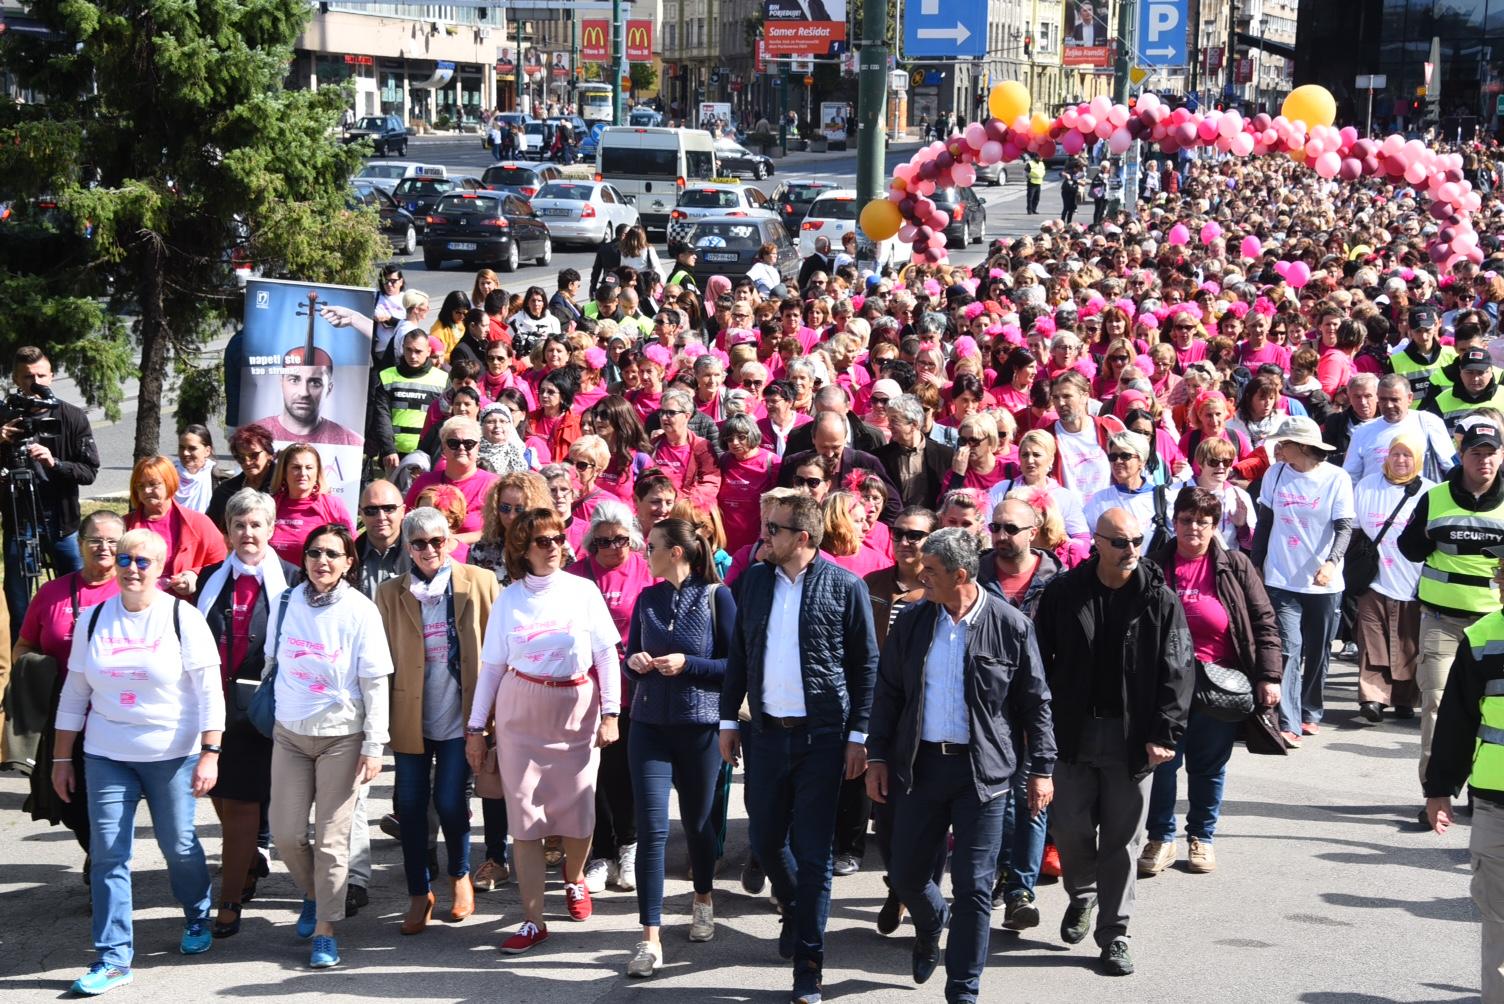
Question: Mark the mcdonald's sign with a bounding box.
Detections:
[580,19,608,61]
[626,19,652,61]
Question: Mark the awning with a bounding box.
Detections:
[412,60,456,90]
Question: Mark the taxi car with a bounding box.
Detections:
[666,179,776,245]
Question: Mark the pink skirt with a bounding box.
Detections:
[495,669,601,840]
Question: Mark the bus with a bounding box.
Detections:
[578,83,614,124]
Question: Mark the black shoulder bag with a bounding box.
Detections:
[1342,479,1421,598]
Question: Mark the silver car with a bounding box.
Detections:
[528,180,641,247]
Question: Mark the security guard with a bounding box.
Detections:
[1422,347,1504,432]
[1399,421,1504,810]
[1424,542,1504,1002]
[1390,303,1456,400]
[665,240,701,294]
[369,327,448,470]
[1026,155,1045,215]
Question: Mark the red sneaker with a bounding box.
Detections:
[1301,722,1320,736]
[1040,843,1062,878]
[564,881,593,922]
[500,920,548,954]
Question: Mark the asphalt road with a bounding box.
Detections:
[0,656,1481,1002]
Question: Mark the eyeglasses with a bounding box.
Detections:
[1202,458,1232,468]
[532,533,568,550]
[445,438,479,452]
[1174,516,1216,529]
[893,528,931,545]
[408,536,447,552]
[233,450,267,463]
[1173,323,1197,332]
[1093,532,1144,550]
[304,547,347,561]
[792,475,825,490]
[84,536,121,551]
[960,436,987,448]
[658,408,686,418]
[653,317,672,326]
[572,459,598,473]
[590,534,631,551]
[116,554,152,570]
[1107,452,1139,462]
[869,395,890,407]
[989,522,1033,536]
[361,503,400,517]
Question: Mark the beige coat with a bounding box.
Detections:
[376,561,498,755]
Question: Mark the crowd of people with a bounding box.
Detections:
[11,127,1504,1002]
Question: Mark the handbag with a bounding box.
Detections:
[1242,705,1291,756]
[474,745,504,800]
[1192,660,1255,722]
[247,590,293,739]
[1343,479,1421,598]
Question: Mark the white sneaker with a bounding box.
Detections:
[626,939,662,977]
[615,843,638,892]
[583,858,609,894]
[688,900,715,942]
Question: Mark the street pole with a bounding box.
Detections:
[854,0,888,213]
[779,68,789,155]
[610,0,624,124]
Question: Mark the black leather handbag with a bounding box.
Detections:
[1343,479,1420,598]
[1193,660,1255,722]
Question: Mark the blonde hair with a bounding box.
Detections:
[1005,488,1064,550]
[568,434,610,469]
[1017,429,1057,460]
[667,499,726,552]
[117,528,167,564]
[821,490,864,557]
[958,411,1000,451]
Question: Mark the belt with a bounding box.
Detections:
[510,667,589,688]
[919,740,970,756]
[762,714,808,730]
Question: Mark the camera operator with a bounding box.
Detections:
[0,346,100,639]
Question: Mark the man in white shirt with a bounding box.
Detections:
[1343,373,1456,484]
[720,494,878,1004]
[1051,371,1119,498]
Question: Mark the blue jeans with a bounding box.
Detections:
[393,738,471,896]
[5,529,82,642]
[1146,708,1241,843]
[997,743,1049,901]
[629,721,722,926]
[1268,587,1342,732]
[889,748,1008,1002]
[743,724,845,972]
[85,753,211,969]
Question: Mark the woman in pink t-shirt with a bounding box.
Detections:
[820,490,890,578]
[942,411,1012,496]
[716,414,781,554]
[585,395,654,504]
[269,445,354,565]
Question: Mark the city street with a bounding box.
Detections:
[0,657,1480,1003]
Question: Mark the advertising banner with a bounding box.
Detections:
[819,101,849,144]
[581,19,609,61]
[239,278,373,509]
[626,19,653,61]
[764,0,847,57]
[698,101,732,130]
[1062,0,1113,68]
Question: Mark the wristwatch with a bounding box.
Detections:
[601,713,620,719]
[465,725,487,735]
[201,743,222,754]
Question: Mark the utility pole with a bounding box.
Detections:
[1224,0,1238,102]
[610,0,624,124]
[1113,0,1133,104]
[854,0,889,212]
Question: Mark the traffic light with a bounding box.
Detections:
[1023,33,1033,57]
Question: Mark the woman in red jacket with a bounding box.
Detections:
[123,455,227,598]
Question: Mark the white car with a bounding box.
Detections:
[529,180,641,247]
[797,189,904,265]
[667,181,776,245]
[352,161,448,196]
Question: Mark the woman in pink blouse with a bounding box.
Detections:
[715,414,780,554]
[268,445,354,565]
[820,490,889,577]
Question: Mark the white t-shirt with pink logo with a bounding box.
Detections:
[267,586,394,725]
[1053,422,1111,498]
[59,596,224,761]
[1257,461,1355,594]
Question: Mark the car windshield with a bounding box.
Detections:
[356,117,388,131]
[435,195,504,216]
[679,189,741,209]
[807,198,858,221]
[358,164,406,179]
[602,147,678,177]
[525,123,546,135]
[395,178,453,196]
[716,142,749,157]
[785,185,833,204]
[483,167,539,186]
[536,182,596,201]
[690,223,763,250]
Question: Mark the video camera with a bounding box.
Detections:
[2,387,64,593]
[3,388,63,454]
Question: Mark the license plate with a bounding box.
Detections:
[447,242,477,251]
[541,208,571,216]
[703,252,738,262]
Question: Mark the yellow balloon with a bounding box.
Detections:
[1281,84,1336,128]
[989,81,1030,124]
[860,199,903,242]
[1030,112,1051,137]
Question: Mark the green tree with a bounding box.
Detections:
[630,61,658,96]
[0,0,382,456]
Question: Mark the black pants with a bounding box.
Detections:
[1092,198,1108,227]
[834,774,870,858]
[1026,182,1041,214]
[593,711,636,857]
[1061,196,1078,224]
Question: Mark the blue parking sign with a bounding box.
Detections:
[1138,0,1187,67]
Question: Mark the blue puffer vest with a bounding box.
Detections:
[629,577,727,726]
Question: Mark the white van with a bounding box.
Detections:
[596,127,718,233]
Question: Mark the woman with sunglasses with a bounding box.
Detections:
[1092,338,1137,400]
[789,453,836,505]
[568,501,655,900]
[407,416,501,546]
[1192,438,1255,551]
[375,506,497,936]
[567,435,613,530]
[621,516,733,976]
[1083,430,1178,557]
[479,341,537,412]
[584,395,654,504]
[53,528,224,995]
[207,423,277,531]
[267,522,392,969]
[1166,308,1209,372]
[267,445,354,565]
[467,507,622,954]
[650,388,721,512]
[943,412,1010,495]
[372,265,406,367]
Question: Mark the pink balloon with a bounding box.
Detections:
[979,140,1003,165]
[964,122,987,150]
[1061,131,1085,155]
[1287,262,1311,288]
[1200,222,1222,245]
[1339,126,1358,148]
[1108,127,1132,155]
[1167,223,1190,246]
[1273,260,1292,279]
[1438,181,1459,204]
[1231,132,1255,157]
[928,211,949,231]
[1339,158,1363,181]
[1108,105,1129,127]
[1090,95,1113,118]
[952,163,977,188]
[897,223,916,242]
[1138,92,1161,114]
[1077,113,1097,133]
[1173,122,1198,146]
[1314,152,1341,179]
[1381,134,1405,156]
[1218,111,1243,139]
[1197,118,1219,142]
[1239,235,1262,259]
[1404,162,1428,185]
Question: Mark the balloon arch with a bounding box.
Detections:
[858,82,1485,272]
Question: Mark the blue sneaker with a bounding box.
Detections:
[70,962,133,995]
[179,919,213,955]
[309,935,340,969]
[295,898,318,940]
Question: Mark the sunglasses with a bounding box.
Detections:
[893,528,931,545]
[869,395,890,407]
[361,503,400,517]
[1107,452,1139,462]
[989,522,1033,536]
[658,408,686,418]
[408,536,447,552]
[1175,516,1216,529]
[1093,532,1145,550]
[1173,324,1197,331]
[304,546,347,561]
[532,533,568,550]
[573,459,598,473]
[764,520,795,537]
[1107,355,1130,363]
[445,438,479,452]
[116,554,153,570]
[589,534,631,551]
[792,475,826,490]
[383,276,403,284]
[495,501,525,516]
[1202,458,1232,468]
[960,436,987,448]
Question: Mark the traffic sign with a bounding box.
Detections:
[902,0,986,60]
[1129,66,1151,87]
[1138,0,1187,67]
[889,70,909,92]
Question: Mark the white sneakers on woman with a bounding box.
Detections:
[688,901,716,942]
[627,940,663,977]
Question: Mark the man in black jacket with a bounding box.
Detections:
[867,528,1054,1004]
[785,385,884,457]
[1034,508,1194,977]
[0,346,99,639]
[797,236,833,291]
[1321,372,1378,468]
[780,413,898,522]
[874,394,954,510]
[720,493,878,1004]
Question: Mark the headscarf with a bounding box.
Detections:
[703,275,732,317]
[1383,432,1424,486]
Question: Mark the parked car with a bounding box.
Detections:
[713,138,776,181]
[353,161,448,196]
[768,178,839,229]
[480,161,564,199]
[578,122,608,159]
[683,216,801,290]
[392,175,484,232]
[628,107,664,127]
[528,179,640,248]
[420,191,553,273]
[666,181,776,245]
[929,185,988,246]
[796,189,904,265]
[351,181,418,256]
[975,161,1007,186]
[343,115,410,157]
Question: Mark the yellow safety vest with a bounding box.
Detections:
[377,363,449,455]
[1419,480,1504,616]
[1028,160,1045,185]
[1391,343,1456,398]
[1464,611,1504,791]
[1429,381,1504,431]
